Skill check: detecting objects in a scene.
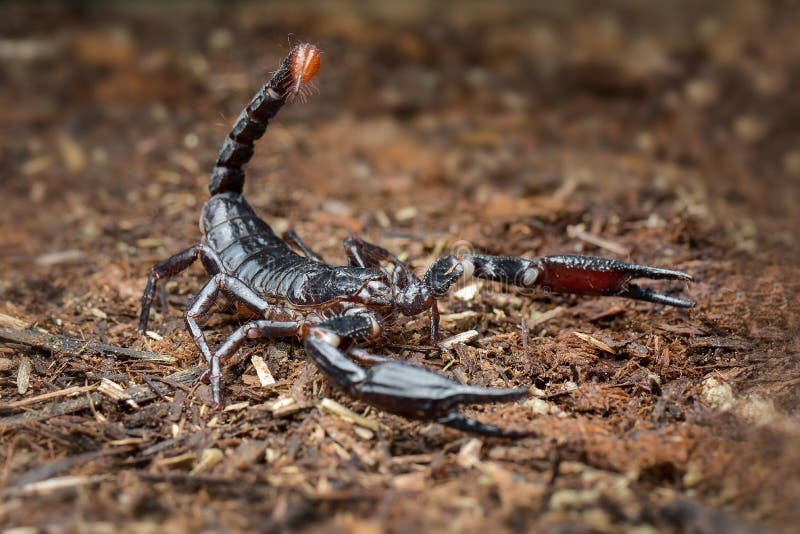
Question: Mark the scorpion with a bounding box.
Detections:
[137,44,695,437]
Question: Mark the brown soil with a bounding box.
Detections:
[1,1,798,532]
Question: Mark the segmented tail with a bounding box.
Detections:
[209,43,321,196]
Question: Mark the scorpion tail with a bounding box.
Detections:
[209,43,321,196]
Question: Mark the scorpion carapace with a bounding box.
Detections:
[138,43,695,438]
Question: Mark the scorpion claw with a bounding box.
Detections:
[436,412,534,438]
[305,330,531,437]
[537,255,696,308]
[615,283,696,308]
[353,361,531,437]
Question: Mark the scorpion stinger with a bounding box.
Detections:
[137,43,695,437]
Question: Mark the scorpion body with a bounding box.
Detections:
[201,193,381,309]
[138,44,695,437]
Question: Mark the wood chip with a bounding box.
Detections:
[312,211,363,233]
[21,155,54,176]
[392,471,427,492]
[567,224,631,256]
[318,397,380,432]
[352,426,375,440]
[145,330,163,341]
[0,364,205,428]
[107,437,149,447]
[439,330,480,349]
[89,307,108,320]
[457,438,483,469]
[154,452,196,468]
[375,210,391,228]
[58,134,87,172]
[324,425,377,466]
[395,206,417,221]
[0,313,28,329]
[191,448,224,474]
[573,332,617,355]
[222,401,250,413]
[453,282,480,301]
[587,306,627,322]
[251,355,276,386]
[266,396,312,418]
[440,310,480,323]
[390,453,436,466]
[98,378,140,408]
[7,475,108,497]
[392,471,430,493]
[0,326,176,363]
[528,306,564,328]
[224,440,267,471]
[657,324,708,336]
[34,249,85,267]
[0,384,97,410]
[17,356,32,395]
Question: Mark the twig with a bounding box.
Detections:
[0,383,98,410]
[529,306,565,328]
[567,225,631,256]
[5,446,133,490]
[573,331,617,355]
[521,317,529,359]
[0,364,206,429]
[318,397,382,432]
[0,326,176,363]
[4,475,111,497]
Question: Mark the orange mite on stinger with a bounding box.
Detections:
[289,43,321,97]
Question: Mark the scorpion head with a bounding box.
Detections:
[353,277,394,311]
[394,281,434,316]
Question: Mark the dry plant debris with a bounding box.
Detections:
[1,1,798,532]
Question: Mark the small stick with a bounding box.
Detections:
[0,383,98,410]
[0,326,176,363]
[521,317,530,359]
[566,225,631,256]
[0,364,205,428]
[573,331,617,355]
[528,306,565,328]
[7,445,133,489]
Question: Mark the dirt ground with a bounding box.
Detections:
[1,1,798,532]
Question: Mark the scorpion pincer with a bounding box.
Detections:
[138,43,695,437]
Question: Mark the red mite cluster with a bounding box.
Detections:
[138,44,694,437]
[289,43,321,98]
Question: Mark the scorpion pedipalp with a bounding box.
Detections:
[532,255,696,308]
[305,323,533,438]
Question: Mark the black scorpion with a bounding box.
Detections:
[138,44,695,437]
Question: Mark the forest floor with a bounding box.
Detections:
[1,1,798,532]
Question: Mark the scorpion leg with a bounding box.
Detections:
[343,236,418,286]
[303,314,532,438]
[344,236,398,269]
[282,229,324,262]
[205,319,304,404]
[184,273,297,404]
[138,244,223,334]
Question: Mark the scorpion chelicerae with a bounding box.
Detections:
[138,44,695,437]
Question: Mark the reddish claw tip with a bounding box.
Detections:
[289,43,320,98]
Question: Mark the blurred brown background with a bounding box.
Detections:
[1,1,798,532]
